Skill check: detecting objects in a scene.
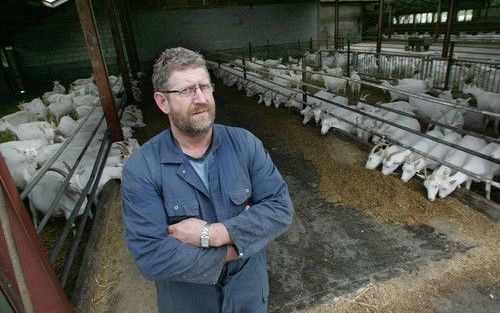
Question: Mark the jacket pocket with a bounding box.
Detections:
[164,200,200,224]
[229,184,252,215]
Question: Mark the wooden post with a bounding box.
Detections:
[75,0,123,142]
[442,0,456,58]
[104,0,135,105]
[116,0,141,78]
[376,0,385,54]
[334,0,339,50]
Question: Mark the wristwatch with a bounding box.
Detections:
[200,223,211,248]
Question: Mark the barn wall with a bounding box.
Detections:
[132,1,318,62]
[6,1,317,94]
[319,2,363,45]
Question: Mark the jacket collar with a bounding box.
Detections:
[159,124,223,164]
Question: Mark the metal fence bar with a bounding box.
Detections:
[59,133,111,288]
[35,113,106,235]
[209,49,500,118]
[210,61,500,188]
[20,106,97,200]
[208,58,500,162]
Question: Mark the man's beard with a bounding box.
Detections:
[171,102,216,136]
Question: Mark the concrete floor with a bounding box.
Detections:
[73,75,500,313]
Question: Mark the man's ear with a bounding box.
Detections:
[154,92,170,115]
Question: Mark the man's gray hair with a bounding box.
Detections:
[152,47,208,92]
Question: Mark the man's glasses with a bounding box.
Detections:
[163,83,215,98]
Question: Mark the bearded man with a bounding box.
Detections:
[121,47,294,313]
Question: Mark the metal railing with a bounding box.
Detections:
[214,40,500,93]
[205,52,500,191]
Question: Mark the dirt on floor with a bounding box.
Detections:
[210,75,499,313]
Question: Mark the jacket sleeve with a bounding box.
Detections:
[121,152,226,284]
[222,131,294,259]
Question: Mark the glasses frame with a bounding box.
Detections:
[163,83,215,98]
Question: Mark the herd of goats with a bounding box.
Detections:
[0,75,144,226]
[209,51,500,202]
[0,50,499,228]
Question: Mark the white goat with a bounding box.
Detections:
[0,139,47,189]
[423,135,487,201]
[15,121,55,144]
[381,129,443,175]
[401,131,461,182]
[19,98,47,121]
[463,84,500,133]
[439,142,500,200]
[381,78,431,101]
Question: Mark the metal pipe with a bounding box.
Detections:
[104,0,135,105]
[74,0,123,142]
[434,0,443,41]
[376,0,385,54]
[0,190,35,313]
[21,106,96,199]
[210,62,500,187]
[209,60,500,162]
[59,136,111,287]
[36,114,106,235]
[442,0,456,58]
[334,0,339,50]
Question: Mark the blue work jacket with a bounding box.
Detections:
[121,124,294,313]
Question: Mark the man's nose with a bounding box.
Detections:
[192,86,208,103]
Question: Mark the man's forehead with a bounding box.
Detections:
[169,67,210,85]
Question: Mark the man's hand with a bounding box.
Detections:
[225,245,239,263]
[168,218,206,247]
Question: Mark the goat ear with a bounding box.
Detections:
[449,179,456,185]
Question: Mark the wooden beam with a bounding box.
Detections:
[74,0,123,142]
[104,0,135,106]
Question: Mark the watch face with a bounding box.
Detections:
[201,237,209,248]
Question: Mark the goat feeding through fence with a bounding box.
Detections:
[207,48,500,204]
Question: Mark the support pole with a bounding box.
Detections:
[104,0,134,105]
[0,154,73,313]
[444,42,455,90]
[442,0,456,58]
[75,0,123,142]
[347,40,351,76]
[376,0,385,54]
[434,0,443,41]
[266,39,270,59]
[116,0,141,78]
[334,0,340,50]
[302,59,307,104]
[387,4,392,39]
